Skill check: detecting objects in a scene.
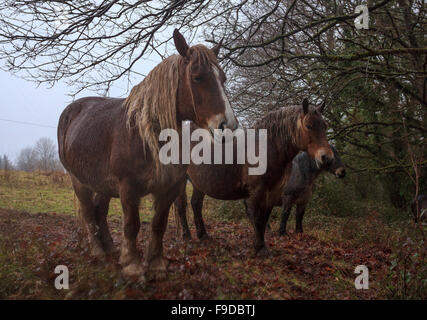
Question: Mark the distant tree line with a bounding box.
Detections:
[12,137,64,172]
[0,154,13,171]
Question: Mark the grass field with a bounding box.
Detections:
[0,170,425,299]
[0,170,154,222]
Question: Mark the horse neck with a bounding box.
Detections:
[301,154,322,184]
[268,128,300,168]
[253,108,302,170]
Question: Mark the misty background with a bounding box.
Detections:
[0,59,160,166]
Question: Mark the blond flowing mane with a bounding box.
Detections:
[253,106,302,146]
[124,54,181,176]
[123,45,220,179]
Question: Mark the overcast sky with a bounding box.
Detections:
[0,24,215,164]
[0,59,159,162]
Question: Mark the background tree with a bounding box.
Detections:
[1,154,13,171]
[16,147,39,172]
[34,137,57,172]
[208,0,426,210]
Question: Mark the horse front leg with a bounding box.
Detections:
[278,195,294,236]
[118,180,143,278]
[174,180,192,241]
[295,204,306,234]
[145,185,182,280]
[191,188,209,240]
[246,196,270,257]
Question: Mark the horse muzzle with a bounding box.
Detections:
[208,114,238,142]
[315,148,334,168]
[335,167,346,178]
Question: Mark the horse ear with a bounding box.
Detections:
[318,101,326,113]
[302,98,309,115]
[212,39,223,57]
[173,29,189,58]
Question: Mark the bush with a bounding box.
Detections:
[384,232,426,299]
[304,171,412,222]
[206,197,246,221]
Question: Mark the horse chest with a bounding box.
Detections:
[266,182,286,207]
[295,186,313,205]
[264,167,290,207]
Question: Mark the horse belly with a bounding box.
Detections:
[188,163,247,200]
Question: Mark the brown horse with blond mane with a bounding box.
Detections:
[57,29,238,281]
[174,99,333,255]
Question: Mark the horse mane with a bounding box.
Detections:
[188,45,219,69]
[123,45,218,179]
[123,54,181,177]
[253,105,303,146]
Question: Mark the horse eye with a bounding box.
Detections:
[193,75,203,83]
[306,124,313,130]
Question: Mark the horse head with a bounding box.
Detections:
[173,29,238,137]
[297,98,334,167]
[325,145,346,178]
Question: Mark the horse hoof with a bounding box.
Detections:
[136,275,147,287]
[122,263,144,278]
[255,246,271,258]
[145,269,167,281]
[145,258,168,281]
[119,251,139,267]
[90,246,106,258]
[198,233,210,241]
[183,233,192,242]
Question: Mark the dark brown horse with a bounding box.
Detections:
[278,145,346,235]
[57,29,238,281]
[178,145,345,241]
[174,99,334,255]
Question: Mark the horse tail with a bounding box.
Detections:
[57,101,82,167]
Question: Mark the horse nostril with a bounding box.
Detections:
[336,169,346,178]
[218,120,227,131]
[321,154,327,163]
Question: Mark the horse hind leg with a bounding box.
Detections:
[93,193,114,254]
[72,180,106,257]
